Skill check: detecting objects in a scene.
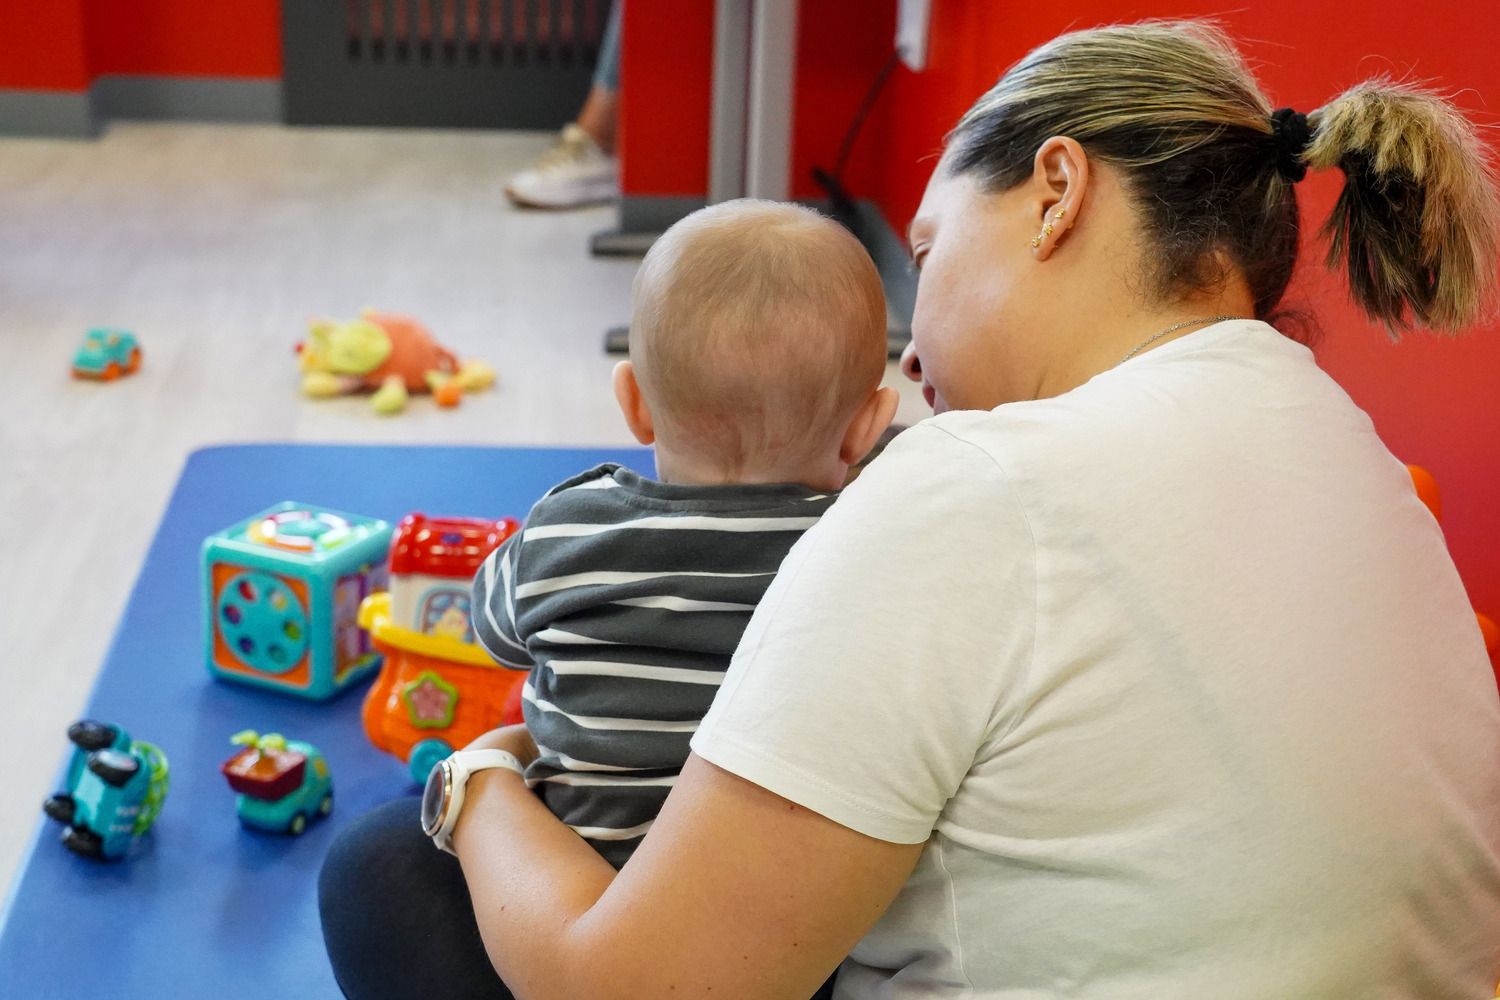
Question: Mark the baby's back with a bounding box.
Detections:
[473,464,833,866]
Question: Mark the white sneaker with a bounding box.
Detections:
[505,124,619,209]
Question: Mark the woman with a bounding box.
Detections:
[322,21,1500,999]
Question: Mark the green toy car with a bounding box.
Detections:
[42,719,169,861]
[72,329,142,381]
[220,731,332,835]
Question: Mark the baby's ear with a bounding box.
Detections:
[612,361,656,446]
[840,386,901,467]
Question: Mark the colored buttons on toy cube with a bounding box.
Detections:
[203,502,393,701]
[248,509,355,552]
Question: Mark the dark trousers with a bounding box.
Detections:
[319,797,839,999]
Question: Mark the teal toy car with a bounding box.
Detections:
[42,719,170,861]
[220,731,332,835]
[72,328,142,381]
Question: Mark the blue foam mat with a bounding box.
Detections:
[0,443,649,999]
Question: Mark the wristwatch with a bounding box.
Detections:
[421,748,526,855]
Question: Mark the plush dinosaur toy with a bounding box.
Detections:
[298,310,496,414]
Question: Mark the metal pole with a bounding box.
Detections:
[709,0,751,204]
[745,0,797,202]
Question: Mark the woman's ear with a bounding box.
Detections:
[612,361,656,445]
[1029,136,1089,262]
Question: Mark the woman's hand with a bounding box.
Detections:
[462,723,538,767]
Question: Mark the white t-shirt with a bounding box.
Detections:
[693,320,1500,999]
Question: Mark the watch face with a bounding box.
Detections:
[421,759,450,837]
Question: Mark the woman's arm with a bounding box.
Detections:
[453,727,923,1000]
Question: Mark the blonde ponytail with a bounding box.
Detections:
[1307,82,1500,334]
[947,22,1500,336]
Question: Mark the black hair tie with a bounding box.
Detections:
[1270,108,1312,183]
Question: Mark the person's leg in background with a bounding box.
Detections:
[505,1,622,209]
[574,31,620,156]
[319,797,515,1000]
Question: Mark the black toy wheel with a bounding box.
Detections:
[42,794,75,824]
[87,749,140,788]
[62,826,106,860]
[67,720,118,752]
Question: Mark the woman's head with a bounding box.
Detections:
[906,20,1499,413]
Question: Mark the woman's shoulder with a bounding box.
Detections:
[861,416,1019,493]
[835,417,1033,552]
[927,321,1354,465]
[890,409,1066,484]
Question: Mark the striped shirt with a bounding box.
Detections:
[471,463,834,867]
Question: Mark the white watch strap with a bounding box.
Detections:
[435,749,526,855]
[456,749,526,777]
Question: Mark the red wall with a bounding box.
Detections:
[86,0,281,79]
[616,0,899,199]
[0,1,90,89]
[617,0,713,197]
[621,0,1500,625]
[789,0,898,204]
[0,0,280,90]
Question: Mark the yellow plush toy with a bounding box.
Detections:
[298,310,496,415]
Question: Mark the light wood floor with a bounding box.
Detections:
[0,122,928,898]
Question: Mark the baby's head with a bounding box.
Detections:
[615,200,897,488]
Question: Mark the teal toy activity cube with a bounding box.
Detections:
[203,502,393,700]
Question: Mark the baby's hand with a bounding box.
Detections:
[463,723,538,767]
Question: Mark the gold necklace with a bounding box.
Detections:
[1118,315,1243,366]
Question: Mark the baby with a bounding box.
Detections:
[472,199,897,867]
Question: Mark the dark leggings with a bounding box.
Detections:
[318,797,839,1000]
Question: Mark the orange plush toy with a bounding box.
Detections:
[298,310,496,414]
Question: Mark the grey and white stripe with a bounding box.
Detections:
[472,463,833,868]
